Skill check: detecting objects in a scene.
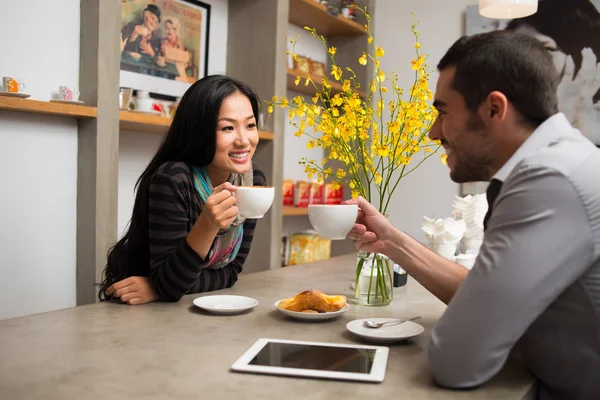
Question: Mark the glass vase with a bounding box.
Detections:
[354,252,394,306]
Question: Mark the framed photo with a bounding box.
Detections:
[119,0,210,98]
[293,55,311,74]
[310,61,326,78]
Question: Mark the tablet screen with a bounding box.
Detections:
[249,342,376,374]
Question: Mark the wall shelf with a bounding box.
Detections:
[0,96,97,119]
[287,68,367,99]
[119,110,274,140]
[289,0,366,37]
[283,206,309,216]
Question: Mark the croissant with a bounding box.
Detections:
[278,290,346,313]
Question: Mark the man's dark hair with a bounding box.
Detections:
[437,30,559,127]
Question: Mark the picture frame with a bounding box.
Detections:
[119,0,210,99]
[293,55,311,74]
[309,61,326,78]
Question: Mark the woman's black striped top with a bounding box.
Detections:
[147,161,266,301]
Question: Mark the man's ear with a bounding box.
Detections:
[486,91,509,122]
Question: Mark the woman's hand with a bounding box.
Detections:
[199,182,238,230]
[106,277,159,305]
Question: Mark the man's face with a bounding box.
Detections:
[428,67,495,183]
[143,10,159,32]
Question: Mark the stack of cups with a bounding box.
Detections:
[422,217,466,260]
[454,194,487,255]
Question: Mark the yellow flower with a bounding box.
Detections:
[272,96,278,102]
[328,46,336,56]
[312,95,319,104]
[441,153,448,165]
[331,65,342,81]
[414,42,421,49]
[342,80,351,92]
[294,76,301,86]
[307,140,316,149]
[336,168,347,179]
[375,46,385,57]
[267,105,273,114]
[377,70,385,82]
[305,78,311,86]
[413,29,419,36]
[331,181,341,191]
[368,36,374,44]
[381,87,388,93]
[359,53,367,65]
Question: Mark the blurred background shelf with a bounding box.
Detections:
[0,97,96,119]
[119,110,274,140]
[283,206,309,216]
[289,0,366,37]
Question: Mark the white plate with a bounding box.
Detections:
[130,109,161,115]
[49,99,84,105]
[193,295,258,315]
[274,300,349,321]
[346,318,425,343]
[0,91,31,99]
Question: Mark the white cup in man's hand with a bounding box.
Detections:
[308,204,358,240]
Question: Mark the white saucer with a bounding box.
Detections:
[274,300,349,321]
[50,99,84,105]
[346,318,425,343]
[193,295,258,315]
[0,91,31,99]
[131,109,162,116]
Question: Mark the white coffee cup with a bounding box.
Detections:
[235,186,275,219]
[135,97,154,112]
[308,204,358,240]
[59,86,80,101]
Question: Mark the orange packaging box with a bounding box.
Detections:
[295,181,310,207]
[309,181,323,205]
[324,184,343,205]
[282,179,295,206]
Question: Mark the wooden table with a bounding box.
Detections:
[0,254,535,399]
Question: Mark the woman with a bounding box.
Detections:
[99,75,266,304]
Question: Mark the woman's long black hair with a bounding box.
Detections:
[98,74,260,300]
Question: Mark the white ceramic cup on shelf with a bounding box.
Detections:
[59,86,80,101]
[234,186,275,219]
[307,204,358,240]
[135,97,154,112]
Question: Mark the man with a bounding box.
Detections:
[121,4,162,58]
[348,30,600,399]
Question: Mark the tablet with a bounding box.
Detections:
[231,338,389,383]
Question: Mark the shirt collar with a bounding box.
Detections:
[492,113,576,182]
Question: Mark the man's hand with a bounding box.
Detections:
[346,196,397,254]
